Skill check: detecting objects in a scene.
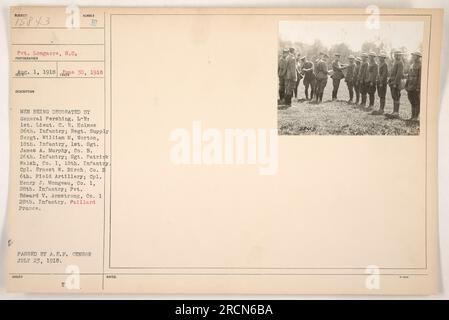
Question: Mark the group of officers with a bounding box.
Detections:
[278,47,422,121]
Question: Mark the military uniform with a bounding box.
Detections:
[358,55,369,106]
[293,58,303,99]
[331,56,347,100]
[365,54,379,109]
[405,52,422,120]
[375,54,388,114]
[387,52,404,117]
[315,57,328,103]
[301,60,315,100]
[278,52,288,101]
[312,57,322,100]
[284,51,297,106]
[345,57,356,103]
[353,59,361,104]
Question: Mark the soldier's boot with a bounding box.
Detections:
[285,94,292,107]
[386,101,400,119]
[279,89,284,102]
[360,94,366,108]
[415,103,420,120]
[314,91,319,103]
[367,93,375,111]
[355,92,359,105]
[305,90,309,101]
[410,102,420,121]
[371,97,385,115]
[409,104,416,120]
[348,90,353,104]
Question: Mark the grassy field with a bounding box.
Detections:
[278,81,420,135]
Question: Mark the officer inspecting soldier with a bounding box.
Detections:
[300,56,315,101]
[330,53,348,101]
[277,47,421,121]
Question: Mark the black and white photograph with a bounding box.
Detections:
[278,20,424,135]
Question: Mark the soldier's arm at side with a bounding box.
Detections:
[371,65,379,84]
[394,62,404,84]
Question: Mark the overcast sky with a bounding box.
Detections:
[279,21,424,52]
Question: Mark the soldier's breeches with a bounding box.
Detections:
[360,83,368,104]
[367,84,376,106]
[294,79,300,97]
[310,79,317,98]
[316,78,327,95]
[379,97,386,110]
[407,90,420,117]
[347,81,354,100]
[303,78,313,88]
[377,84,387,98]
[332,78,341,99]
[354,84,360,101]
[390,86,401,102]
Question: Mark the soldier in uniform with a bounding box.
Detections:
[278,48,288,105]
[314,53,329,104]
[353,57,362,105]
[364,51,379,111]
[344,55,356,104]
[371,51,388,115]
[386,50,404,119]
[293,54,304,100]
[284,47,298,107]
[301,56,315,100]
[330,53,348,101]
[405,51,422,120]
[358,53,369,108]
[312,52,324,101]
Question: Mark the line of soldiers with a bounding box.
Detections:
[278,48,422,121]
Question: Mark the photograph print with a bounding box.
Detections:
[278,20,424,135]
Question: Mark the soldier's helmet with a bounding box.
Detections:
[355,57,362,63]
[348,55,355,60]
[368,51,376,57]
[300,56,306,60]
[378,52,387,58]
[289,47,295,53]
[411,51,422,57]
[393,50,403,55]
[361,52,368,58]
[282,48,289,53]
[334,53,341,57]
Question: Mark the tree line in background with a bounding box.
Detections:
[279,39,423,72]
